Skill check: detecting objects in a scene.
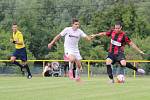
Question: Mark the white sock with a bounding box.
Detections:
[75,67,80,78]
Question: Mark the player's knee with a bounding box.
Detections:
[68,54,75,62]
[10,57,15,62]
[69,57,76,63]
[69,59,75,63]
[106,58,112,65]
[120,60,126,66]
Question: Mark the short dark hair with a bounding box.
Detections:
[115,21,123,27]
[72,18,79,24]
[13,22,17,25]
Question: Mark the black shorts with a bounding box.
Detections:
[107,52,126,64]
[12,47,27,61]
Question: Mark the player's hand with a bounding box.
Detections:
[10,39,17,44]
[140,51,145,55]
[90,34,96,39]
[48,43,53,49]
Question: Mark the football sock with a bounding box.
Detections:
[73,63,76,78]
[125,63,137,71]
[107,65,113,79]
[75,67,80,78]
[23,64,32,76]
[13,61,23,71]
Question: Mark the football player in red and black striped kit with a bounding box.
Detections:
[91,21,145,83]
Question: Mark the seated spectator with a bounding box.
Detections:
[51,62,61,77]
[51,62,59,70]
[43,62,53,77]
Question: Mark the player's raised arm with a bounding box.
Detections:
[48,34,61,49]
[129,41,145,54]
[90,32,107,39]
[84,35,91,41]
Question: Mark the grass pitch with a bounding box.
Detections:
[0,76,150,100]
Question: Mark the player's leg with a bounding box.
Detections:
[74,52,83,81]
[75,60,82,81]
[67,54,76,79]
[72,62,76,78]
[120,60,145,74]
[119,54,137,71]
[63,62,68,77]
[20,48,32,79]
[119,53,145,74]
[106,53,115,83]
[11,51,24,74]
[106,58,114,83]
[11,56,21,67]
[22,61,32,79]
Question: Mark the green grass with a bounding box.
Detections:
[0,76,150,100]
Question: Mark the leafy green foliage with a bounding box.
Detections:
[0,0,149,62]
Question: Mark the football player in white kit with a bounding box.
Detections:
[48,18,91,81]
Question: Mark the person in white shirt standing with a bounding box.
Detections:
[48,18,91,81]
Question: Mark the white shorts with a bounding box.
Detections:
[64,51,82,60]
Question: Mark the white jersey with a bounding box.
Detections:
[60,27,87,53]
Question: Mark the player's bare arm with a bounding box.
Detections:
[129,41,145,54]
[48,34,61,49]
[84,35,91,41]
[90,32,106,39]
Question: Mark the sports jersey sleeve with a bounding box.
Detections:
[60,27,68,36]
[80,29,87,37]
[106,30,113,37]
[124,35,131,45]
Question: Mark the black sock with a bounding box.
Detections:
[125,63,137,71]
[24,64,32,76]
[13,61,23,71]
[73,63,76,78]
[107,65,113,79]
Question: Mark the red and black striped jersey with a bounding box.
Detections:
[106,30,131,54]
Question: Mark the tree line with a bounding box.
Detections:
[0,0,149,62]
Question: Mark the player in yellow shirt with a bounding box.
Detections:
[10,22,32,79]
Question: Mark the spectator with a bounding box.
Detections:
[43,62,53,77]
